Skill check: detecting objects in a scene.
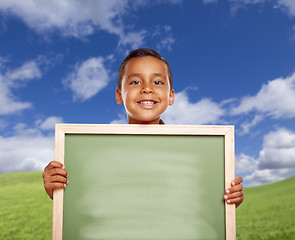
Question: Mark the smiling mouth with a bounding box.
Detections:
[137,100,158,108]
[138,100,157,105]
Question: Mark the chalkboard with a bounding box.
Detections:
[53,124,235,240]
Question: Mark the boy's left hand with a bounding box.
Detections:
[224,177,244,208]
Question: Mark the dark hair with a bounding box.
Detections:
[117,48,173,90]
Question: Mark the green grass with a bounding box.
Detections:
[236,176,295,240]
[0,171,52,240]
[0,171,294,239]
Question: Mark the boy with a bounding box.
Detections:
[43,48,244,207]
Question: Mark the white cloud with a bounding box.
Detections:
[231,0,266,3]
[0,0,181,48]
[244,168,293,186]
[231,73,295,118]
[0,59,42,115]
[5,61,41,80]
[0,119,7,130]
[239,128,295,186]
[110,113,128,124]
[228,0,295,17]
[36,116,64,131]
[277,0,295,16]
[228,0,267,11]
[63,57,111,102]
[157,37,175,51]
[162,90,225,124]
[0,57,8,70]
[258,128,295,169]
[204,0,266,8]
[160,0,183,3]
[0,123,54,173]
[238,114,264,135]
[0,0,127,36]
[236,153,258,174]
[118,30,147,49]
[152,26,176,51]
[203,0,218,3]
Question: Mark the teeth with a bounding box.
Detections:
[140,101,155,105]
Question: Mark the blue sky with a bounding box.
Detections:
[0,0,295,186]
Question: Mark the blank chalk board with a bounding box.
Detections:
[53,124,236,240]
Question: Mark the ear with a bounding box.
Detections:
[115,88,123,104]
[168,89,175,106]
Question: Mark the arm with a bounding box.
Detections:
[42,161,68,199]
[224,176,244,208]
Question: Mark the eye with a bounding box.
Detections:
[154,80,164,85]
[130,80,141,85]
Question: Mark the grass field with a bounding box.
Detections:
[0,171,52,240]
[236,176,295,240]
[0,171,294,239]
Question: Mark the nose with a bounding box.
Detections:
[141,84,154,94]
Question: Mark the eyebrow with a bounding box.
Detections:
[153,73,166,79]
[127,73,141,80]
[127,73,167,80]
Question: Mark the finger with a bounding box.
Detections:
[45,168,68,178]
[45,182,67,190]
[231,177,243,186]
[224,190,243,200]
[44,161,64,171]
[225,195,244,205]
[225,184,243,194]
[48,175,69,184]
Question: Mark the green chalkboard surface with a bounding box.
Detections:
[62,134,225,240]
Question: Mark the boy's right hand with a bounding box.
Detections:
[42,161,68,199]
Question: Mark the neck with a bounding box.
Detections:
[128,117,161,125]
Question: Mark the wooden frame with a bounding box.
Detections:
[53,124,235,240]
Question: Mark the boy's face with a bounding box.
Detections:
[116,56,175,124]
